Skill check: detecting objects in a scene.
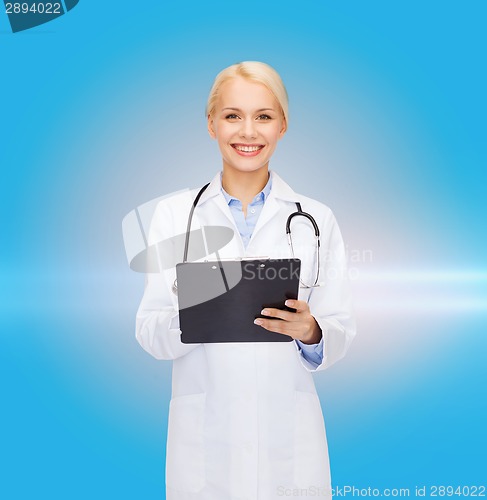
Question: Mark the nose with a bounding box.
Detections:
[239,118,257,140]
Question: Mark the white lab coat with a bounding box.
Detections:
[136,170,356,500]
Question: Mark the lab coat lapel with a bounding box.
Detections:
[196,171,244,256]
[198,171,235,229]
[250,170,298,244]
[250,195,280,242]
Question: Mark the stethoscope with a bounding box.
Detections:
[172,183,321,295]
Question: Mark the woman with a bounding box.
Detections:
[136,61,356,500]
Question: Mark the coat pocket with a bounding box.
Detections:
[166,392,206,493]
[294,390,331,490]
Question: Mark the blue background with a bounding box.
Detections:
[1,1,486,498]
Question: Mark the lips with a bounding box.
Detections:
[231,144,264,156]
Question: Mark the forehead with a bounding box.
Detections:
[218,77,279,111]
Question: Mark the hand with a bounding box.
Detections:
[254,299,322,344]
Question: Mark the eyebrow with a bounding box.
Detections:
[221,107,276,113]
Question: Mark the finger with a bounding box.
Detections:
[284,299,309,313]
[254,317,297,337]
[260,307,298,322]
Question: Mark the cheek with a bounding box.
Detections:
[269,123,284,139]
[216,125,234,143]
[265,130,282,147]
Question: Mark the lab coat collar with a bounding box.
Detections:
[269,171,299,202]
[197,169,298,206]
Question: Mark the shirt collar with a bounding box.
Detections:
[197,169,297,207]
[220,171,273,206]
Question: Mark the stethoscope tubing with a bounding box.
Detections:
[175,182,321,294]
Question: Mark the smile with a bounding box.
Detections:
[231,144,264,156]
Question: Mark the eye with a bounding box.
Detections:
[257,114,272,120]
[225,114,239,120]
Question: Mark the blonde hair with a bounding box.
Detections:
[206,61,289,125]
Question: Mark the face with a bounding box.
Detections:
[207,76,287,175]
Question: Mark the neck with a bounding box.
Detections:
[221,167,270,204]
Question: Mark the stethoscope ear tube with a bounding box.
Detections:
[183,183,211,263]
[175,183,210,295]
[286,202,321,288]
[286,205,320,237]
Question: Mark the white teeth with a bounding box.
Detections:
[234,145,262,152]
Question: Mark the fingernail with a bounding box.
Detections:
[261,309,269,315]
[254,319,263,326]
[285,300,293,307]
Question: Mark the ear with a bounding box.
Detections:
[278,117,287,139]
[207,114,216,139]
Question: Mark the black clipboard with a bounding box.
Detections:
[176,258,301,343]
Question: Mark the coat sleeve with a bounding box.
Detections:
[135,200,201,360]
[297,209,356,372]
